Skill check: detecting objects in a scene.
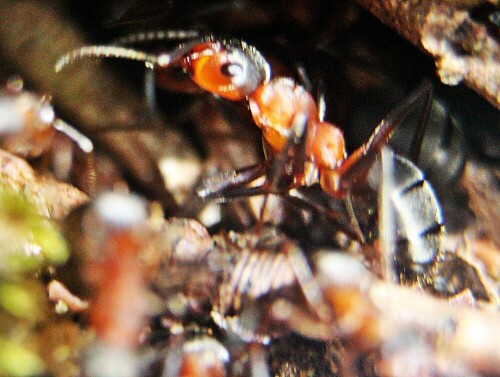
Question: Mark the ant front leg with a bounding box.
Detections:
[198,112,309,201]
[197,112,309,224]
[197,162,269,201]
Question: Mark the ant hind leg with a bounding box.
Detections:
[335,79,433,194]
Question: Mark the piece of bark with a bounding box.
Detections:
[48,279,89,313]
[0,148,88,220]
[316,253,500,376]
[356,0,500,109]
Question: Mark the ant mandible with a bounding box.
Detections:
[56,36,433,234]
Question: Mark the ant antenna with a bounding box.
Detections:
[55,46,160,72]
[113,30,200,46]
[55,40,203,72]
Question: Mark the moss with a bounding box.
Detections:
[0,187,69,271]
[0,339,45,377]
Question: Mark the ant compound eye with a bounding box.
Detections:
[187,39,270,101]
[220,62,244,78]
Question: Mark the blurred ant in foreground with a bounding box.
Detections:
[56,34,444,275]
[0,77,95,194]
[66,192,330,377]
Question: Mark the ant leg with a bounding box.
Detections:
[334,79,433,194]
[379,147,399,283]
[198,112,308,200]
[197,162,268,201]
[264,112,309,192]
[408,81,433,164]
[52,120,96,195]
[255,112,309,223]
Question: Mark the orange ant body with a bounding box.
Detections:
[68,191,151,377]
[175,39,350,198]
[56,39,354,197]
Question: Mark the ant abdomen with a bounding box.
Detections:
[378,152,444,267]
[346,150,445,277]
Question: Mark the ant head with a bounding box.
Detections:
[55,37,270,102]
[184,38,271,101]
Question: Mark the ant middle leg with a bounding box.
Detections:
[197,162,269,201]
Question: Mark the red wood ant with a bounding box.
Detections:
[55,35,443,268]
[67,191,151,376]
[0,77,95,194]
[55,36,426,194]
